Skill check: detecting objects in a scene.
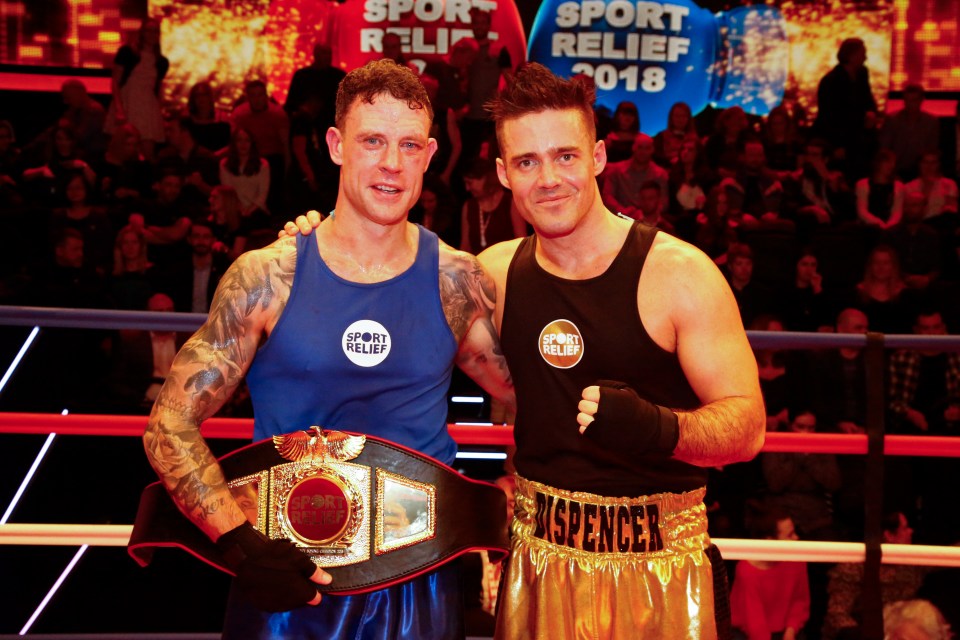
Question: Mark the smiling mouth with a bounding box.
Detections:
[373,185,402,195]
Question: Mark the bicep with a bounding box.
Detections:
[672,253,760,406]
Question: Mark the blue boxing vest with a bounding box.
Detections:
[245,225,458,464]
[226,226,465,640]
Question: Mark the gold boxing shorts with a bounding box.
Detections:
[495,477,717,640]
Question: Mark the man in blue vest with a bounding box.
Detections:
[142,59,514,639]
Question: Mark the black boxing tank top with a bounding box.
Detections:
[501,221,707,496]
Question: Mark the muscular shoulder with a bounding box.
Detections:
[476,238,523,282]
[644,232,733,317]
[212,237,298,326]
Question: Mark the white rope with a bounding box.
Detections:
[3,524,960,568]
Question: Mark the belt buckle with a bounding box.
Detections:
[228,427,437,568]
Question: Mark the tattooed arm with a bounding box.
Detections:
[439,245,516,411]
[143,238,297,541]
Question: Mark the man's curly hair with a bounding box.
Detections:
[335,59,433,129]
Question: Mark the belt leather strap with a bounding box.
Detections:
[128,431,509,595]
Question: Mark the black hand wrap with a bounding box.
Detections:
[583,380,680,456]
[216,522,319,612]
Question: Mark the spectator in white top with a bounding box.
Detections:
[219,127,270,216]
[905,151,958,224]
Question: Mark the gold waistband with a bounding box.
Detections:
[513,476,708,556]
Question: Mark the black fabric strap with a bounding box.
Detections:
[128,433,509,595]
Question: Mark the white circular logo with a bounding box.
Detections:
[342,320,391,367]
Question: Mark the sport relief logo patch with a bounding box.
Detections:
[539,319,584,369]
[342,320,391,367]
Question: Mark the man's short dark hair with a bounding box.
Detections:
[334,59,432,130]
[54,227,83,248]
[745,500,790,540]
[903,83,925,98]
[728,242,754,263]
[245,79,267,92]
[837,38,865,64]
[488,62,597,148]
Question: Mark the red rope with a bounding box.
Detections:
[1,412,958,457]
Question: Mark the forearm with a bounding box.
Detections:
[143,394,247,540]
[673,395,765,466]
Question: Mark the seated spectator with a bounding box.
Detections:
[49,172,113,274]
[726,243,774,326]
[751,314,804,432]
[653,101,698,167]
[762,105,804,176]
[880,84,940,182]
[106,292,186,413]
[891,308,960,546]
[856,149,904,230]
[848,244,910,334]
[30,228,109,309]
[460,158,524,253]
[151,220,229,314]
[110,223,154,311]
[207,185,247,261]
[230,79,289,214]
[637,180,674,233]
[185,81,231,153]
[905,151,958,226]
[603,101,640,163]
[888,308,960,435]
[763,408,841,541]
[601,133,669,220]
[721,137,790,230]
[0,119,23,210]
[60,79,107,158]
[787,138,850,226]
[410,175,458,247]
[823,512,926,640]
[219,126,270,217]
[156,115,218,207]
[705,106,751,175]
[93,123,154,205]
[883,600,952,640]
[694,186,739,262]
[811,308,870,540]
[132,171,195,269]
[21,124,97,206]
[885,191,941,290]
[668,137,715,235]
[731,503,809,640]
[779,248,833,332]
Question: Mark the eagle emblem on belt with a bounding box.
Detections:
[273,427,366,464]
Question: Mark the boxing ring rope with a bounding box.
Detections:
[2,306,960,638]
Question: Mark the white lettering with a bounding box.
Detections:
[636,2,664,30]
[555,1,580,28]
[662,4,690,31]
[388,0,415,21]
[640,34,667,61]
[666,37,689,62]
[606,0,635,28]
[552,32,576,57]
[578,31,602,58]
[580,1,606,27]
[360,28,381,53]
[413,0,443,22]
[363,0,388,22]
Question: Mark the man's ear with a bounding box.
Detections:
[593,139,607,177]
[326,127,344,166]
[496,158,510,190]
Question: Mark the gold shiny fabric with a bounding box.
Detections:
[495,477,717,640]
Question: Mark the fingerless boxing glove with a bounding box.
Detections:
[583,380,680,457]
[216,522,320,612]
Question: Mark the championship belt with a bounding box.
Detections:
[128,428,509,595]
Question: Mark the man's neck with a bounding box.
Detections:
[535,204,630,280]
[193,254,212,269]
[319,209,418,282]
[731,277,750,291]
[631,158,650,172]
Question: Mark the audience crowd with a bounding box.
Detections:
[1,23,959,639]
